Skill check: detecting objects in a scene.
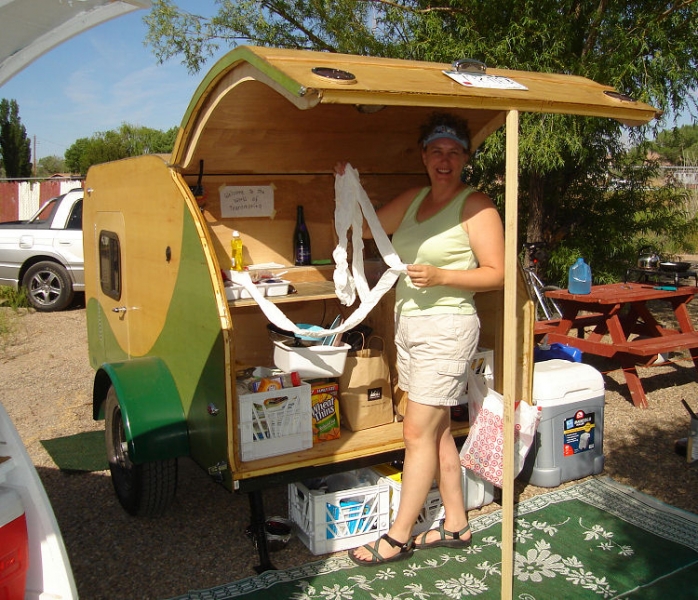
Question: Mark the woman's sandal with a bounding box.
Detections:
[348,533,415,566]
[414,519,472,549]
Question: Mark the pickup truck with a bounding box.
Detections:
[0,188,84,311]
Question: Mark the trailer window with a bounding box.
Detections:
[99,231,121,300]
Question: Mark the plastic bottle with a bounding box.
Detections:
[231,230,244,271]
[568,257,592,294]
[293,205,311,266]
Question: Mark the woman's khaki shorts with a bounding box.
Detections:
[395,313,480,407]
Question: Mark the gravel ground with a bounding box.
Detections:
[1,296,698,599]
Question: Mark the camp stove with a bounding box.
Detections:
[625,262,698,286]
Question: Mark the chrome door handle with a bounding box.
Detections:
[112,307,127,313]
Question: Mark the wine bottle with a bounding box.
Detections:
[294,205,311,266]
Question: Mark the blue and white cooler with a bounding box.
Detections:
[518,359,605,487]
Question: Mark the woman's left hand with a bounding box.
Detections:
[406,264,439,287]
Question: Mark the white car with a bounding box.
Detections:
[0,188,84,311]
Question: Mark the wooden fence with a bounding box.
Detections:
[0,179,83,223]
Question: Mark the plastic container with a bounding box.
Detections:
[231,230,244,271]
[0,487,28,600]
[534,342,582,363]
[224,283,241,301]
[288,469,390,554]
[518,359,605,487]
[238,382,312,461]
[273,341,351,378]
[568,257,592,294]
[455,347,495,406]
[371,464,494,535]
[263,279,290,297]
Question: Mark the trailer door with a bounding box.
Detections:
[93,211,131,359]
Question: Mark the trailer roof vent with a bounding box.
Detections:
[311,67,357,84]
[451,58,487,74]
[604,90,634,103]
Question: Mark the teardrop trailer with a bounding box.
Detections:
[82,46,657,574]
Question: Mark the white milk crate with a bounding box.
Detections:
[470,347,494,389]
[371,464,495,535]
[238,382,312,461]
[288,469,390,555]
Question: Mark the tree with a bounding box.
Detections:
[65,123,178,175]
[144,0,698,282]
[648,124,698,165]
[35,155,67,178]
[0,99,32,178]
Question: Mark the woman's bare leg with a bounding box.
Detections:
[419,423,470,544]
[349,400,445,562]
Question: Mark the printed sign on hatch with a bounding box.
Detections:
[563,409,596,456]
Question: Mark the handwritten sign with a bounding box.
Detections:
[443,71,528,91]
[219,185,274,218]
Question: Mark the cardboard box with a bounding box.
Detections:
[311,381,341,443]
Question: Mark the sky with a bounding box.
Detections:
[0,1,226,162]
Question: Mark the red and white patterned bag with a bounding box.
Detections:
[459,370,541,488]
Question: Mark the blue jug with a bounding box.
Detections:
[568,257,592,294]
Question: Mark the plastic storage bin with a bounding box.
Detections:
[470,348,495,388]
[273,341,351,378]
[288,469,390,554]
[238,382,312,461]
[371,464,494,535]
[454,347,495,406]
[518,359,605,487]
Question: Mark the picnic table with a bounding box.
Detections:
[534,283,698,408]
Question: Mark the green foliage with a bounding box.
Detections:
[648,124,698,165]
[0,286,30,310]
[143,1,698,279]
[0,99,32,178]
[65,123,178,175]
[35,155,67,177]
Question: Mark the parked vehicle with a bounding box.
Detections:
[0,188,84,311]
[0,401,77,599]
[82,46,656,570]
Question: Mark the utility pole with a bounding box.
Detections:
[33,135,36,176]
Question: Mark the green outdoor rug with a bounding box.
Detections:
[40,430,108,472]
[171,477,698,599]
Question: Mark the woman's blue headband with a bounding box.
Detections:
[422,125,469,151]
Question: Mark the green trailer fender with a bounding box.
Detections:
[93,357,190,464]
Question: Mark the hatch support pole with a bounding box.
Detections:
[501,109,520,600]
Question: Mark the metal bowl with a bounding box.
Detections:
[659,261,692,272]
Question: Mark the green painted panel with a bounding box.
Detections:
[102,357,189,462]
[147,202,228,473]
[87,197,229,473]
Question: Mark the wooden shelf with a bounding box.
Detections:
[229,280,337,307]
[233,420,470,484]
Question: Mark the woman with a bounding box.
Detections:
[341,112,505,565]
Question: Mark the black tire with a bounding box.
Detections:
[104,386,178,517]
[22,261,74,312]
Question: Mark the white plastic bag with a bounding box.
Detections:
[459,371,541,488]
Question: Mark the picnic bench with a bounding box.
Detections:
[534,283,698,408]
